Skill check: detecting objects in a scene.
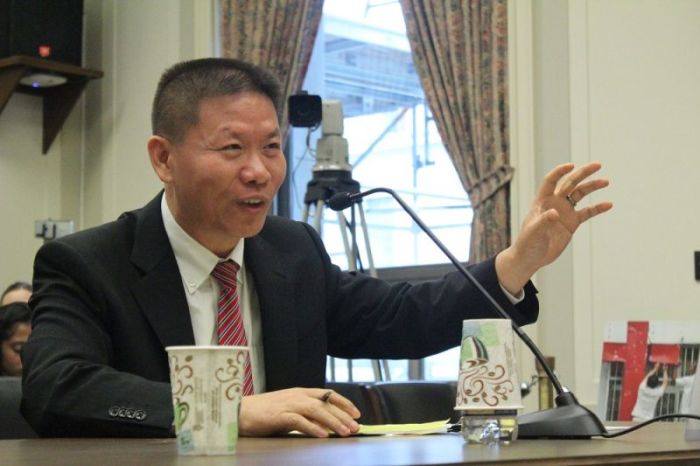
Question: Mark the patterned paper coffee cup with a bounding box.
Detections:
[166,345,249,455]
[454,319,523,412]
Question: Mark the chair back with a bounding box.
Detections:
[0,377,37,438]
[370,381,459,424]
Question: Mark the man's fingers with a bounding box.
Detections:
[299,399,357,437]
[568,179,609,204]
[554,162,603,197]
[537,163,575,198]
[281,412,330,438]
[576,202,613,223]
[324,390,361,419]
[325,402,360,433]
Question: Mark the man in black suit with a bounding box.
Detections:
[21,58,612,438]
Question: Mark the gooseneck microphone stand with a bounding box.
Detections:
[329,188,607,439]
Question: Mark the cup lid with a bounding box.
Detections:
[165,345,250,352]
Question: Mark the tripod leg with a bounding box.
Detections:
[328,356,336,382]
[372,360,382,381]
[313,200,324,233]
[302,203,311,224]
[357,203,377,278]
[382,360,391,381]
[336,209,356,271]
[358,203,389,381]
[350,205,358,270]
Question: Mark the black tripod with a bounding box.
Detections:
[302,170,376,277]
[302,169,391,381]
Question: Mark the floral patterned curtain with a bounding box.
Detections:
[399,0,512,263]
[220,0,324,138]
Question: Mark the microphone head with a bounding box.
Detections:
[328,192,354,211]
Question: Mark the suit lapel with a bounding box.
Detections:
[126,196,298,384]
[245,233,298,391]
[129,193,195,348]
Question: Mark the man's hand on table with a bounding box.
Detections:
[239,388,361,438]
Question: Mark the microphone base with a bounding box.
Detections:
[517,404,607,439]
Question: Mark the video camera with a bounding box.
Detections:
[288,92,322,128]
[288,91,349,172]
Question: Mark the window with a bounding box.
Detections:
[679,344,700,377]
[655,391,677,419]
[675,344,700,413]
[604,361,624,421]
[285,0,472,382]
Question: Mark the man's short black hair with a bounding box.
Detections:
[647,374,660,389]
[151,58,282,143]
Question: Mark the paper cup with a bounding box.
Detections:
[455,319,523,412]
[166,345,249,455]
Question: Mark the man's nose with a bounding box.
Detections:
[240,152,272,185]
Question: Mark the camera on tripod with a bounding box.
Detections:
[288,91,382,382]
[288,92,322,127]
[288,91,350,173]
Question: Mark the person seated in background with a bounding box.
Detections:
[1,282,32,305]
[21,58,612,438]
[0,302,32,377]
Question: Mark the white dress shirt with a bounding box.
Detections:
[161,196,265,393]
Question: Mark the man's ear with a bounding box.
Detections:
[147,135,174,183]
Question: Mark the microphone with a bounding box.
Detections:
[328,187,607,439]
[326,191,358,211]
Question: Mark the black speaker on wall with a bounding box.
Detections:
[0,0,83,66]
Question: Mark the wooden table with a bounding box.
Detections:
[1,422,699,465]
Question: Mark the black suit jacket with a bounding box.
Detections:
[21,193,538,437]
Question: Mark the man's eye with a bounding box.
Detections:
[223,144,242,151]
[266,143,281,151]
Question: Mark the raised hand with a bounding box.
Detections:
[496,162,613,294]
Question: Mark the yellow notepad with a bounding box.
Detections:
[356,419,450,436]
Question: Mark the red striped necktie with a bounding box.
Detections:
[211,260,254,396]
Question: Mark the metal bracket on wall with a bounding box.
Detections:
[35,219,74,241]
